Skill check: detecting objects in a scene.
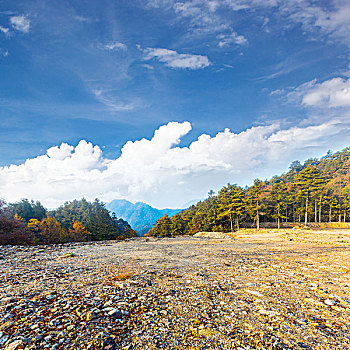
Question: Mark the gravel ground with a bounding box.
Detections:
[1,229,350,349]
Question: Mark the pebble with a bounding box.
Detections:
[246,290,264,297]
[4,340,23,350]
[107,308,122,318]
[324,298,336,306]
[258,309,280,317]
[0,234,349,349]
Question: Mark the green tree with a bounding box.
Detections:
[269,182,288,229]
[52,198,135,241]
[247,179,264,229]
[150,214,173,237]
[217,184,246,232]
[294,166,325,226]
[9,199,47,223]
[289,160,303,173]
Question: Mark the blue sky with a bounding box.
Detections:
[1,0,350,208]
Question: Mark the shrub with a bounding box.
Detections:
[0,200,29,245]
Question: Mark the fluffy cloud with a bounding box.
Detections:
[10,15,30,33]
[302,77,350,108]
[288,77,350,109]
[1,120,348,209]
[143,47,211,69]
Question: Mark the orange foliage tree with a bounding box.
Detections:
[39,216,66,244]
[68,221,91,242]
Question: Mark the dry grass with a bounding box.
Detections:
[105,264,135,283]
[110,270,133,281]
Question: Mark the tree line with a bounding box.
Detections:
[0,198,136,245]
[148,148,350,237]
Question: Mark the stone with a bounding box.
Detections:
[35,334,44,342]
[1,231,350,349]
[108,308,122,318]
[0,335,10,346]
[246,290,263,297]
[0,297,15,304]
[258,309,280,317]
[4,340,23,350]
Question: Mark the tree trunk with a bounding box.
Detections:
[230,213,233,233]
[293,203,295,223]
[344,211,346,222]
[314,200,317,223]
[304,192,309,226]
[256,199,259,230]
[319,197,322,223]
[278,207,280,229]
[285,205,288,223]
[329,207,332,222]
[339,213,342,222]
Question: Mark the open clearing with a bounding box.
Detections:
[1,229,350,349]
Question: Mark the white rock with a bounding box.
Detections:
[258,309,280,317]
[4,340,23,350]
[0,335,10,346]
[324,299,336,306]
[247,290,263,297]
[108,308,122,317]
[0,297,15,304]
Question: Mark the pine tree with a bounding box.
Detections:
[217,184,246,232]
[269,182,287,229]
[247,179,264,229]
[150,214,173,237]
[294,166,325,226]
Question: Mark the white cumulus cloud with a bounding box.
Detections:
[288,77,350,110]
[10,15,30,33]
[301,77,350,108]
[1,120,349,209]
[143,47,211,69]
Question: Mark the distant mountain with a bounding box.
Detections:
[106,199,182,236]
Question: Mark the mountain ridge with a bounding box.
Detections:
[106,199,182,235]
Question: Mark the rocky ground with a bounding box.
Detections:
[1,229,350,350]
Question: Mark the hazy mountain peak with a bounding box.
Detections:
[106,199,182,235]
